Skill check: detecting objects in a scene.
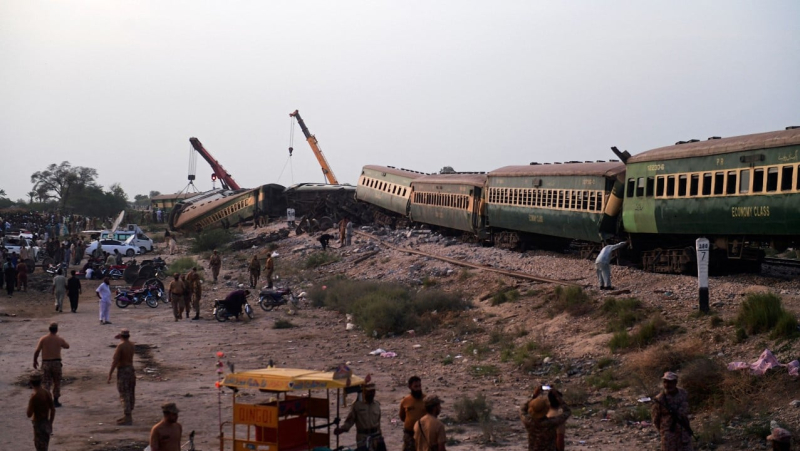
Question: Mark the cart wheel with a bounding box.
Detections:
[123,265,139,284]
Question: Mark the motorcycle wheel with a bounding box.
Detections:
[214,307,228,322]
[245,303,254,319]
[145,278,165,291]
[155,269,166,280]
[258,297,275,312]
[145,296,158,308]
[115,297,129,308]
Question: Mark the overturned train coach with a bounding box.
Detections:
[168,184,286,232]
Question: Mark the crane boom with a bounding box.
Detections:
[289,110,339,185]
[189,137,241,190]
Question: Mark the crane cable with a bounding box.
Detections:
[276,116,295,184]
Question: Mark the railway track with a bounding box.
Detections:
[354,230,579,286]
[763,257,800,269]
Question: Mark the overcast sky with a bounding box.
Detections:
[1,1,798,202]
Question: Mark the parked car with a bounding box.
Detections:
[99,230,154,253]
[1,235,42,261]
[85,238,140,257]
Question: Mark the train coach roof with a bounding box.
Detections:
[363,165,427,178]
[489,162,625,178]
[628,128,800,163]
[413,173,488,186]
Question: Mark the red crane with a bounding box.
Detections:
[189,137,241,190]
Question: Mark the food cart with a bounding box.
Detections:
[220,367,365,451]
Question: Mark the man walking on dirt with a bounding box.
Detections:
[399,376,425,451]
[338,218,348,246]
[149,402,183,451]
[33,322,70,407]
[96,276,112,325]
[168,273,186,321]
[108,328,136,425]
[52,269,67,313]
[181,273,193,319]
[209,249,221,283]
[652,371,693,451]
[265,252,275,289]
[335,383,383,450]
[27,372,55,451]
[67,270,81,313]
[189,267,202,320]
[248,255,260,288]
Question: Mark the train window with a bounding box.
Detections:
[781,166,794,191]
[646,177,655,197]
[714,172,724,195]
[752,168,764,193]
[701,173,712,196]
[626,178,635,197]
[690,174,699,196]
[666,176,676,196]
[636,178,645,197]
[739,169,751,194]
[656,176,665,197]
[582,191,590,210]
[678,175,687,197]
[766,167,778,192]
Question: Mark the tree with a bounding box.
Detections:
[31,161,98,209]
[133,194,150,207]
[148,190,161,198]
[0,189,6,198]
[27,191,36,204]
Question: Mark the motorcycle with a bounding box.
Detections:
[115,283,161,308]
[257,287,299,312]
[138,256,168,280]
[45,262,66,275]
[100,265,125,280]
[213,297,254,322]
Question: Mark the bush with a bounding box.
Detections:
[601,297,645,332]
[587,368,627,390]
[191,228,232,253]
[679,357,725,407]
[304,252,341,269]
[453,393,492,423]
[166,257,199,275]
[273,319,295,329]
[491,289,520,306]
[308,278,468,336]
[736,292,797,338]
[624,339,706,389]
[609,315,673,352]
[551,286,593,316]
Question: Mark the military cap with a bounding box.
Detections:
[662,371,678,381]
[114,328,130,339]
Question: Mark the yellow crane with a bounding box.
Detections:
[289,110,339,185]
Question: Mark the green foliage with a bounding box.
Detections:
[273,319,295,329]
[679,357,725,407]
[614,404,650,422]
[609,315,672,352]
[166,257,198,275]
[442,355,454,365]
[709,315,724,328]
[308,278,468,336]
[303,252,341,269]
[191,229,233,253]
[736,292,797,338]
[491,289,520,306]
[551,285,593,316]
[31,161,99,210]
[458,269,473,281]
[453,393,493,423]
[735,327,748,343]
[422,276,437,287]
[601,297,645,332]
[597,357,615,369]
[587,368,627,390]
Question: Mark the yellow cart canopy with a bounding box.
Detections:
[222,368,365,392]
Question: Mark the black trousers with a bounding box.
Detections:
[68,293,79,312]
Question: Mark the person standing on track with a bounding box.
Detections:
[33,322,70,407]
[96,276,112,325]
[26,372,55,451]
[209,249,221,283]
[108,328,136,425]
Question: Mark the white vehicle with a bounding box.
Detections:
[99,230,154,254]
[1,236,42,262]
[85,238,140,258]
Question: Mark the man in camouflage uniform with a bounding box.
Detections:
[520,387,572,451]
[182,273,193,319]
[33,322,70,407]
[108,328,136,425]
[209,249,221,283]
[335,383,382,449]
[190,267,202,320]
[651,371,693,451]
[27,372,55,451]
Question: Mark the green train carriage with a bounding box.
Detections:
[356,165,425,219]
[486,162,626,249]
[622,127,800,272]
[409,174,488,238]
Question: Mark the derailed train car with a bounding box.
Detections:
[168,184,286,232]
[486,162,625,249]
[409,173,488,238]
[622,127,800,272]
[356,165,425,224]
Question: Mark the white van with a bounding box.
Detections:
[99,229,154,253]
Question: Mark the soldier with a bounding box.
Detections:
[651,372,693,451]
[52,269,67,312]
[520,387,571,451]
[33,322,70,407]
[149,402,183,451]
[399,376,425,451]
[338,218,348,246]
[335,383,382,449]
[26,372,55,451]
[168,273,186,321]
[190,268,202,320]
[209,249,221,283]
[414,395,447,451]
[107,328,136,425]
[248,255,260,288]
[265,252,275,289]
[181,272,193,319]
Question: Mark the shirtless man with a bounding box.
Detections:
[107,328,136,425]
[149,402,183,451]
[33,322,70,407]
[27,372,55,451]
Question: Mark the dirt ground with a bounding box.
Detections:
[2,222,800,451]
